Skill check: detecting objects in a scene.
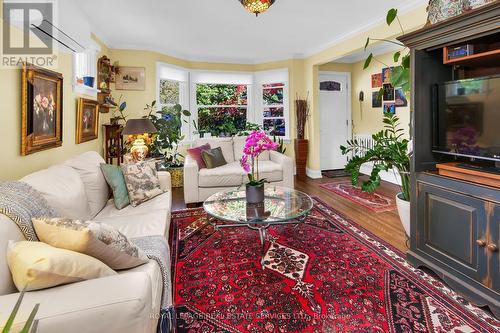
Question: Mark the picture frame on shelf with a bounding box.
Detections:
[76,98,99,144]
[115,66,146,91]
[21,63,63,156]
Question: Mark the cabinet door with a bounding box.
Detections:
[417,182,488,284]
[490,205,499,293]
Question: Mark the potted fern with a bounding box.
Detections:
[340,112,411,237]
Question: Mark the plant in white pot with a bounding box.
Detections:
[340,112,411,237]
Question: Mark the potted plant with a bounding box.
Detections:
[295,95,310,180]
[239,130,279,203]
[340,112,411,236]
[145,100,191,188]
[110,96,127,125]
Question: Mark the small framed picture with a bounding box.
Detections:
[371,73,382,88]
[382,67,393,84]
[383,84,395,101]
[372,91,382,108]
[383,102,396,114]
[395,88,408,107]
[21,63,63,155]
[115,66,146,91]
[76,98,99,144]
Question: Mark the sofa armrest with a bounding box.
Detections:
[270,150,294,188]
[158,171,171,192]
[183,155,199,204]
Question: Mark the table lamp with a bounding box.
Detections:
[122,118,157,161]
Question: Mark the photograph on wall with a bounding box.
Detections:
[371,73,382,88]
[115,66,146,90]
[76,98,99,144]
[382,67,393,84]
[395,88,408,107]
[21,63,63,156]
[372,91,382,108]
[383,102,396,114]
[383,83,394,101]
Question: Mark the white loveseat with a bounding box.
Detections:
[0,151,172,333]
[184,137,294,204]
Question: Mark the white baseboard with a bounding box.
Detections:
[359,162,401,185]
[306,168,322,179]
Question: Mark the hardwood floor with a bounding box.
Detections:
[171,176,408,252]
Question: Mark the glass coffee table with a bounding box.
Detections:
[203,186,314,269]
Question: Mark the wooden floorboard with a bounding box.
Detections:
[171,175,408,253]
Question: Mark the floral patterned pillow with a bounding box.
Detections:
[32,217,149,270]
[121,161,164,207]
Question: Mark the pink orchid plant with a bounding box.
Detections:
[240,130,279,186]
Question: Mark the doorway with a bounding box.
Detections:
[319,71,352,171]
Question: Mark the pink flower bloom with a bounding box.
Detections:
[240,130,280,182]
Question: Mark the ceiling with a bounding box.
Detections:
[76,0,425,64]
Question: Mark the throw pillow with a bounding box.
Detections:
[187,143,211,169]
[7,241,116,291]
[33,217,149,270]
[202,147,228,169]
[100,163,130,209]
[121,161,164,207]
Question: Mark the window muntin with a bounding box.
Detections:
[261,82,286,137]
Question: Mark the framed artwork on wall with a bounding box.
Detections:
[76,98,99,144]
[115,66,146,90]
[395,88,408,107]
[21,63,63,156]
[371,73,382,88]
[382,67,393,84]
[372,91,382,108]
[383,83,395,101]
[383,102,396,114]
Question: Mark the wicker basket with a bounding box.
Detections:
[168,167,184,188]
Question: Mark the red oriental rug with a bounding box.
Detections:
[171,199,500,332]
[319,181,396,213]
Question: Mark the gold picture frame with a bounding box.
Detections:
[21,63,63,155]
[115,66,146,90]
[76,98,99,144]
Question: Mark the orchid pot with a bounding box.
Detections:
[240,130,279,204]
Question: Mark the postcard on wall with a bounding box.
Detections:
[115,67,146,91]
[382,67,394,84]
[395,88,408,107]
[383,102,396,114]
[383,83,394,101]
[371,73,382,88]
[372,91,382,108]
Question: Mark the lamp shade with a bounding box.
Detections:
[122,118,157,135]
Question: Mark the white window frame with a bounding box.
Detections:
[73,43,100,98]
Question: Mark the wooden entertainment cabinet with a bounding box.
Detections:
[399,3,499,318]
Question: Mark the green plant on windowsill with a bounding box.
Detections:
[2,289,39,333]
[273,135,286,155]
[236,122,262,137]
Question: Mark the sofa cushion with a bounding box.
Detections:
[95,210,169,239]
[198,162,245,187]
[0,215,25,295]
[7,241,116,291]
[256,160,283,182]
[187,143,211,169]
[33,217,148,270]
[233,136,270,161]
[0,272,156,333]
[202,147,227,169]
[121,161,164,207]
[21,165,92,221]
[100,164,130,209]
[195,137,235,163]
[63,152,109,218]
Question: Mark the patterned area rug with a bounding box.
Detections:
[319,181,396,213]
[171,199,500,332]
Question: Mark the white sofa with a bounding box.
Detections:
[0,151,172,333]
[184,137,294,204]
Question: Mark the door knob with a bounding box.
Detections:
[476,239,487,247]
[487,244,498,252]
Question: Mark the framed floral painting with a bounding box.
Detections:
[76,98,99,144]
[22,63,63,155]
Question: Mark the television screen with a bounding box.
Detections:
[433,75,500,162]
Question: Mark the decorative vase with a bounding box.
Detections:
[294,139,309,180]
[168,167,184,188]
[130,138,149,161]
[396,192,411,238]
[246,184,265,204]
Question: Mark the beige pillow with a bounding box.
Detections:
[33,218,149,270]
[7,241,116,291]
[121,161,163,207]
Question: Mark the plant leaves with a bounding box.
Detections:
[182,110,191,117]
[363,53,373,69]
[402,54,410,69]
[119,102,127,112]
[2,289,26,333]
[151,100,156,107]
[364,37,370,51]
[393,51,401,63]
[386,8,398,26]
[20,303,39,333]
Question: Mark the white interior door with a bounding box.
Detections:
[319,72,351,171]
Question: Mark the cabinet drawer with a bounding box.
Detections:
[417,182,488,283]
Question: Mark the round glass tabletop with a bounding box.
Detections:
[203,186,314,225]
